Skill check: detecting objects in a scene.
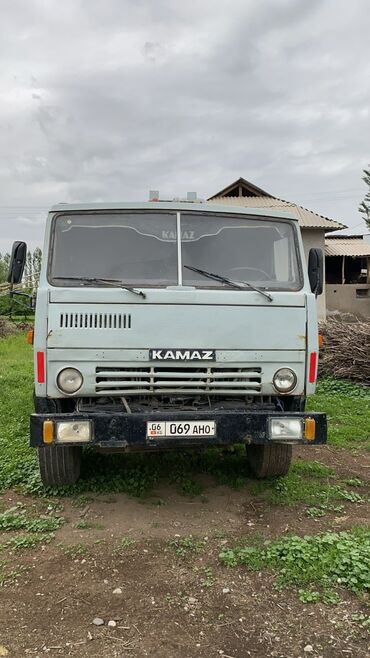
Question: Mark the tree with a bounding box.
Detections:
[0,253,8,284]
[359,166,370,230]
[32,247,42,288]
[25,250,33,287]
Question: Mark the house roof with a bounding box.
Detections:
[325,236,370,258]
[208,195,346,231]
[208,177,272,199]
[208,177,346,232]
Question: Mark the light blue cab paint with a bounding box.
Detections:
[33,201,318,402]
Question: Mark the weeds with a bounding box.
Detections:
[115,536,135,551]
[177,478,203,497]
[200,567,215,588]
[60,543,88,559]
[170,535,205,558]
[219,527,370,601]
[73,520,104,530]
[249,462,367,508]
[338,489,366,504]
[344,478,364,488]
[292,460,335,478]
[71,495,94,508]
[305,503,345,518]
[351,613,370,631]
[0,510,64,533]
[0,561,28,587]
[0,533,54,552]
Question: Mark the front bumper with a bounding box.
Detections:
[31,410,327,450]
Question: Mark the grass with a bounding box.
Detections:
[219,526,370,603]
[305,503,345,518]
[59,543,89,559]
[249,459,368,507]
[0,333,369,498]
[170,535,205,558]
[0,336,37,491]
[307,377,370,450]
[0,504,63,561]
[73,520,104,530]
[200,567,215,588]
[0,561,28,587]
[114,536,135,551]
[0,506,63,560]
[0,509,64,533]
[0,533,54,552]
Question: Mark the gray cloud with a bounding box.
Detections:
[0,0,369,253]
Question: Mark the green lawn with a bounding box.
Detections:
[0,335,36,491]
[307,377,370,450]
[0,333,369,496]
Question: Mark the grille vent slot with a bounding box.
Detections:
[95,366,262,396]
[60,313,131,330]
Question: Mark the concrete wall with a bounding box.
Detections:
[326,283,370,318]
[301,228,326,320]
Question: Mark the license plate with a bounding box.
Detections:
[147,421,216,438]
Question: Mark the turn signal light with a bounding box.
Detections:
[304,418,316,441]
[43,420,54,444]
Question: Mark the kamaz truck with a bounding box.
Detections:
[8,200,327,485]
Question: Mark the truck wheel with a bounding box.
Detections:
[246,444,292,478]
[38,446,81,486]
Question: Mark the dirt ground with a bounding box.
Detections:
[0,446,369,658]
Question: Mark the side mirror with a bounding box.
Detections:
[308,248,324,296]
[7,241,27,284]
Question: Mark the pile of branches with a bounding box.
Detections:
[0,317,33,338]
[0,317,17,338]
[319,317,370,386]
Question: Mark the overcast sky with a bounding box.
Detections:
[0,0,369,252]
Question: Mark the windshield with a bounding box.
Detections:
[49,211,301,290]
[50,212,178,286]
[181,213,300,289]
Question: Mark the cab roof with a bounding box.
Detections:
[50,201,298,221]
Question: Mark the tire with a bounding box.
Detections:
[38,445,82,486]
[246,444,292,479]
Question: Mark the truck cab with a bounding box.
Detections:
[8,200,327,485]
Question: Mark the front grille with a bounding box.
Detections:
[95,366,262,396]
[60,312,131,329]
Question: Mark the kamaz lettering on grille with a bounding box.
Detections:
[150,349,216,361]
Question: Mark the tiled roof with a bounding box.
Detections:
[325,237,370,257]
[208,196,346,231]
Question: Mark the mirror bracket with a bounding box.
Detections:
[9,289,35,309]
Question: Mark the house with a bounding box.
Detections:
[325,235,370,318]
[208,177,346,319]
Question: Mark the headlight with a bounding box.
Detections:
[270,418,303,441]
[57,368,83,394]
[56,421,91,443]
[272,368,297,393]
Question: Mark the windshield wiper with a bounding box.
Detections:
[53,277,146,298]
[183,265,273,302]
